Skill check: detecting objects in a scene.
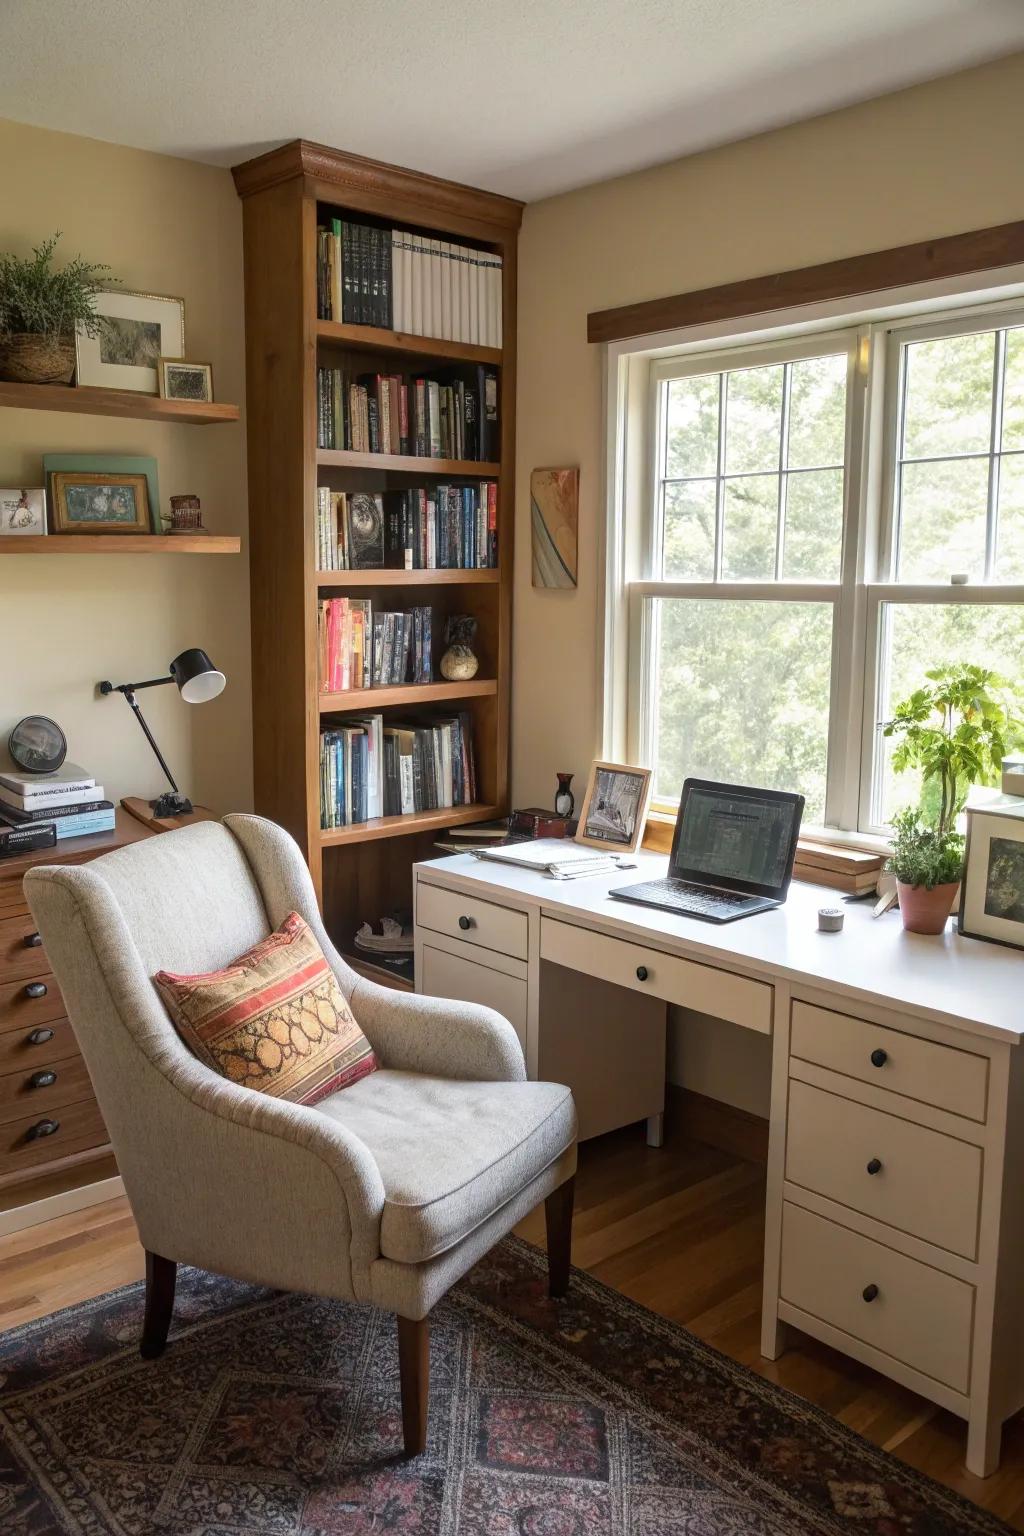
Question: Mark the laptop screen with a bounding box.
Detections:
[670,780,804,899]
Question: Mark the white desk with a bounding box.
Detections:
[413,848,1024,1476]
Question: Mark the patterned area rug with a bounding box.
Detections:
[0,1237,1009,1535]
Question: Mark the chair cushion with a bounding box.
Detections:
[154,912,377,1105]
[316,1069,575,1263]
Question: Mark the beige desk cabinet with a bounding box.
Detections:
[414,849,1024,1476]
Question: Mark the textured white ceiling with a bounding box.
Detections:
[1,0,1023,200]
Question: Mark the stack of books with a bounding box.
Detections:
[316,364,499,461]
[316,485,497,571]
[318,598,432,692]
[316,218,502,347]
[320,712,476,828]
[791,841,885,894]
[0,762,115,856]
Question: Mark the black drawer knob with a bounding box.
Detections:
[27,1028,55,1046]
[870,1048,887,1068]
[24,1118,59,1141]
[862,1283,879,1303]
[458,915,474,931]
[23,931,43,948]
[28,1070,57,1090]
[866,1157,883,1176]
[636,965,649,981]
[25,982,48,999]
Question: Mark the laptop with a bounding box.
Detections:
[610,778,804,923]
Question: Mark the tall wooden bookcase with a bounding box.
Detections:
[232,141,522,982]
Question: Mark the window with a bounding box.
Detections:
[622,304,1024,836]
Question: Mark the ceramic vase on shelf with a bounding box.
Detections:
[440,615,479,681]
[555,772,575,818]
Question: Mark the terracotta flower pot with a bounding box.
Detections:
[897,879,960,935]
[0,333,75,385]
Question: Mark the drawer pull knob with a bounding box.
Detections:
[23,931,43,948]
[870,1048,888,1068]
[636,965,649,981]
[866,1157,883,1176]
[458,915,475,931]
[24,1118,59,1141]
[28,1070,57,1090]
[27,1027,55,1046]
[862,1283,879,1303]
[25,982,48,999]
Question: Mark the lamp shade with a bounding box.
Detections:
[169,648,226,704]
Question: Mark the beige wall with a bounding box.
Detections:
[0,118,251,813]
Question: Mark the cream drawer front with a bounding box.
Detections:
[419,943,527,1053]
[786,1079,982,1259]
[780,1202,974,1393]
[417,883,528,962]
[540,917,771,1034]
[790,1001,988,1122]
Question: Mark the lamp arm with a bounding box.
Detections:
[120,688,181,796]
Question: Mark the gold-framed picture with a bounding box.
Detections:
[575,759,653,854]
[158,357,213,403]
[49,471,151,535]
[75,289,185,395]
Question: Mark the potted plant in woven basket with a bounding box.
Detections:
[0,233,113,385]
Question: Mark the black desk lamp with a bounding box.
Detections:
[98,648,226,819]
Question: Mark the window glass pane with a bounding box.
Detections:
[782,468,844,580]
[722,474,777,579]
[878,602,1024,824]
[996,454,1024,580]
[662,480,716,580]
[665,374,719,479]
[725,366,783,474]
[902,331,994,460]
[1004,328,1024,451]
[652,598,832,822]
[788,353,847,468]
[896,456,989,581]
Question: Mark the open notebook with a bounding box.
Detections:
[470,839,636,879]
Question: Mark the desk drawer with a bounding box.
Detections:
[540,917,772,1034]
[0,974,64,1034]
[420,942,527,1053]
[0,912,48,984]
[780,1201,974,1393]
[0,1096,107,1177]
[0,1052,94,1126]
[786,1079,982,1259]
[790,1001,988,1122]
[417,883,528,962]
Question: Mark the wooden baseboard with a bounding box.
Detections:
[667,1082,769,1164]
[0,1170,125,1237]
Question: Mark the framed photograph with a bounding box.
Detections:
[75,289,185,395]
[158,357,213,403]
[958,799,1024,950]
[43,455,159,528]
[49,471,151,535]
[0,488,46,536]
[575,759,653,853]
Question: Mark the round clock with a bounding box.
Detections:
[8,715,68,775]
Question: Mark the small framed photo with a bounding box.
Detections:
[49,471,151,535]
[158,358,213,403]
[0,488,46,536]
[75,289,185,395]
[575,760,653,854]
[958,800,1024,950]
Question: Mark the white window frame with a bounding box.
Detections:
[600,269,1024,843]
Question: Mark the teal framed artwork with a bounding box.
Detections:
[42,454,160,532]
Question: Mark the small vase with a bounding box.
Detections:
[0,333,75,385]
[440,614,479,681]
[555,772,574,818]
[897,880,960,935]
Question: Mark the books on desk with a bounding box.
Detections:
[471,839,636,880]
[0,762,115,846]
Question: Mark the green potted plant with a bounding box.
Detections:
[0,233,113,386]
[883,663,1021,932]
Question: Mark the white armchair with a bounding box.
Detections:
[24,814,577,1456]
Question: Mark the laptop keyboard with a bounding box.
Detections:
[615,880,754,916]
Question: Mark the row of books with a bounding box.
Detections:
[316,485,497,571]
[320,713,477,827]
[316,365,498,461]
[0,761,115,856]
[319,599,433,693]
[316,218,502,347]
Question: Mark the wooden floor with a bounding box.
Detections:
[5,1120,1024,1528]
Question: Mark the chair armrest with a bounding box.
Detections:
[349,976,527,1082]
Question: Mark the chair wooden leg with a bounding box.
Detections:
[545,1174,575,1299]
[397,1314,429,1457]
[140,1251,177,1360]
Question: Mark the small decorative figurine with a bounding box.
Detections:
[440,615,479,681]
[168,494,206,534]
[555,772,575,818]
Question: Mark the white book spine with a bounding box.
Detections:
[399,753,414,815]
[410,234,423,337]
[457,245,472,345]
[493,253,503,349]
[474,251,486,347]
[391,232,404,333]
[0,784,102,810]
[438,240,452,341]
[430,238,444,339]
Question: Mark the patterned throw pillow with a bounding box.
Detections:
[154,912,377,1105]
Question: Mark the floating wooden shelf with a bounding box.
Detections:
[316,567,499,587]
[320,678,496,712]
[317,448,499,476]
[316,319,502,368]
[0,379,240,425]
[319,803,500,847]
[0,535,241,555]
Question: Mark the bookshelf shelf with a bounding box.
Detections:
[315,567,499,587]
[316,319,501,368]
[319,803,500,847]
[317,449,499,476]
[320,678,496,712]
[0,379,240,425]
[0,534,241,555]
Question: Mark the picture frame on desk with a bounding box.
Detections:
[959,797,1024,951]
[575,759,652,854]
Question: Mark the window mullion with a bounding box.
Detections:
[713,374,727,580]
[775,361,792,580]
[986,329,1007,579]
